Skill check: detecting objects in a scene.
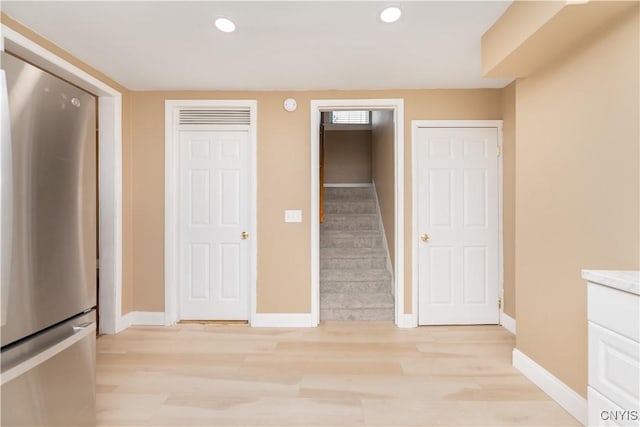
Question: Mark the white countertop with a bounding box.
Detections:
[582,270,640,296]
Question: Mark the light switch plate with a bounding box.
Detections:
[284,210,302,223]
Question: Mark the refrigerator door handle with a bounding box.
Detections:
[0,69,13,328]
[72,322,94,332]
[1,321,96,386]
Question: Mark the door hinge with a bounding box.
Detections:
[496,146,502,157]
[498,298,502,309]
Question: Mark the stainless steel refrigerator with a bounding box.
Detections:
[1,51,97,426]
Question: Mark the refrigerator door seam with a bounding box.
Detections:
[1,322,95,386]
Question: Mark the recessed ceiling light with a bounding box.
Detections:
[380,5,402,23]
[214,17,236,33]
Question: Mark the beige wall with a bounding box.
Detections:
[515,7,639,397]
[130,90,503,314]
[324,130,372,184]
[501,82,516,319]
[0,13,136,315]
[371,111,396,274]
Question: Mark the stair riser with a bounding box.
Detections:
[320,257,387,270]
[324,188,375,201]
[320,236,382,249]
[321,217,379,231]
[324,202,377,214]
[321,281,391,294]
[321,309,394,322]
[321,270,392,282]
[321,293,394,309]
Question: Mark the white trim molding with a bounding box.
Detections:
[164,99,258,327]
[119,312,166,329]
[1,25,124,335]
[513,349,587,426]
[310,98,406,328]
[411,120,503,327]
[396,314,417,329]
[500,311,516,334]
[251,313,314,328]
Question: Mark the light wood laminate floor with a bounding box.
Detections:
[97,322,580,426]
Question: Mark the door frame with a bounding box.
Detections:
[1,25,124,334]
[164,100,257,325]
[310,99,409,327]
[411,120,504,325]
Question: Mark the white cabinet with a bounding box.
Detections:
[584,270,640,427]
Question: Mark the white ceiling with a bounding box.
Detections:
[1,1,513,91]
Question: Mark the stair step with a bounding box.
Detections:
[324,187,375,201]
[320,231,382,249]
[320,256,386,270]
[321,247,387,258]
[321,269,391,282]
[321,280,391,294]
[321,214,379,231]
[324,200,377,214]
[321,308,394,322]
[321,292,394,309]
[320,248,387,269]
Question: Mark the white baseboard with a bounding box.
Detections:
[116,311,166,331]
[116,312,314,330]
[131,311,166,326]
[397,313,417,328]
[500,311,516,334]
[513,349,587,426]
[251,313,314,327]
[115,312,132,332]
[323,183,372,188]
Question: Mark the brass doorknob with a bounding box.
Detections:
[420,233,430,243]
[241,231,249,240]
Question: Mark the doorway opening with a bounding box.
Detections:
[320,110,393,321]
[310,99,410,327]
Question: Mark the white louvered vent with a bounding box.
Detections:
[179,108,251,126]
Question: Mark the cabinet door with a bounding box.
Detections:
[588,321,640,423]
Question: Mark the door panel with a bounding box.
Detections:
[429,247,453,304]
[429,170,453,227]
[180,130,249,320]
[417,127,499,325]
[220,244,241,299]
[189,243,210,299]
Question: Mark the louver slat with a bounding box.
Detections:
[179,109,251,125]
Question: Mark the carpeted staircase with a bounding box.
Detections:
[320,186,394,321]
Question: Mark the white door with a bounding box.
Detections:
[416,127,500,325]
[179,129,250,320]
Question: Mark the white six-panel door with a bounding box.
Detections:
[416,127,500,325]
[179,129,250,320]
